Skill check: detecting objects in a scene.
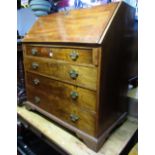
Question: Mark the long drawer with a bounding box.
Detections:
[26,72,97,112]
[24,56,97,90]
[25,45,98,65]
[26,85,96,136]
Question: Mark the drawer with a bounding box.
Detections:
[24,57,97,90]
[25,46,97,65]
[26,72,97,112]
[26,86,96,136]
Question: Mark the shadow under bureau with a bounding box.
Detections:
[22,1,135,151]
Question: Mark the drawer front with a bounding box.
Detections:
[25,46,94,65]
[26,86,96,136]
[26,72,97,112]
[24,57,97,90]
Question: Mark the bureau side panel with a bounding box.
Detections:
[96,2,135,136]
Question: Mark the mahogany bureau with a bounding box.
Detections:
[22,1,135,151]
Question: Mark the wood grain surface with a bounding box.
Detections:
[25,45,95,65]
[24,56,97,90]
[23,3,118,44]
[96,1,135,136]
[26,86,96,136]
[26,72,97,112]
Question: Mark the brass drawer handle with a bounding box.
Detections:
[31,62,39,70]
[31,48,38,56]
[69,70,78,79]
[70,91,78,100]
[70,114,79,122]
[34,96,40,104]
[70,51,79,61]
[33,79,40,85]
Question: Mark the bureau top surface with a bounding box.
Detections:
[23,2,120,44]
